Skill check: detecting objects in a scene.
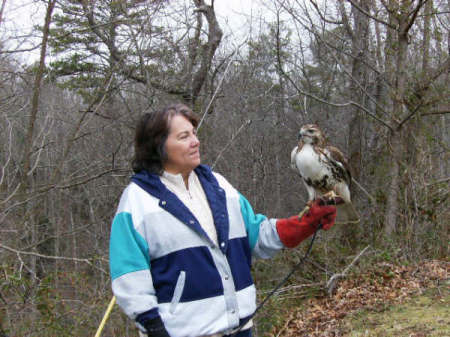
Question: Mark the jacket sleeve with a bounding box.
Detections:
[238,193,284,259]
[109,188,161,329]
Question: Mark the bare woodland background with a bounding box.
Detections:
[0,0,448,336]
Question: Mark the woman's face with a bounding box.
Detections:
[163,114,200,176]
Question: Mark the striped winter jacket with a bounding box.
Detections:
[109,165,284,337]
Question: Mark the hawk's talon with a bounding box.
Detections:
[298,205,310,219]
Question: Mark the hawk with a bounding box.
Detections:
[290,124,359,224]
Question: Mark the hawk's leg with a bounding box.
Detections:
[321,190,345,205]
[298,204,310,219]
[298,198,315,219]
[323,190,337,202]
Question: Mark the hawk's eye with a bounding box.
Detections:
[308,129,314,134]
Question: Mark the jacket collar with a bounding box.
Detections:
[131,165,230,253]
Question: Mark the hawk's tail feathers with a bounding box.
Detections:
[335,202,360,225]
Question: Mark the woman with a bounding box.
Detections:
[109,103,336,337]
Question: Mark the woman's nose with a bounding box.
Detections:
[191,134,200,146]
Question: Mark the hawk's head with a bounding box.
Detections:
[298,124,325,146]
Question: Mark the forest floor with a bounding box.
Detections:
[270,260,449,337]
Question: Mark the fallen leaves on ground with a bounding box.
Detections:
[273,260,449,337]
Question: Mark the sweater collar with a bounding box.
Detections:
[131,165,212,196]
[131,165,230,252]
[161,170,197,192]
[161,170,186,186]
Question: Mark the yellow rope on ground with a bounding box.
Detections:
[95,296,116,337]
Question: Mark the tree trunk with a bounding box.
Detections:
[384,5,410,235]
[439,0,449,179]
[337,0,370,245]
[382,1,398,236]
[21,0,56,181]
[190,0,223,105]
[384,129,402,236]
[347,0,370,184]
[0,0,6,27]
[18,0,56,324]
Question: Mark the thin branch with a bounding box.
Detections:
[0,189,45,227]
[0,182,22,205]
[0,243,108,274]
[413,57,450,99]
[421,110,450,116]
[211,120,252,170]
[301,84,392,130]
[56,168,121,189]
[397,57,450,128]
[424,177,450,187]
[397,103,422,130]
[0,45,42,54]
[274,15,393,131]
[324,36,393,122]
[20,223,93,251]
[404,0,427,34]
[267,282,323,295]
[352,177,376,204]
[0,116,13,186]
[346,0,396,29]
[197,48,238,130]
[27,112,54,177]
[326,245,371,295]
[308,0,343,25]
[50,74,114,184]
[17,253,37,279]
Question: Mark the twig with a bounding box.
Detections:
[197,48,238,130]
[326,245,371,296]
[0,182,22,205]
[0,243,107,274]
[211,120,252,169]
[276,315,294,337]
[259,282,322,295]
[352,177,376,204]
[424,176,450,187]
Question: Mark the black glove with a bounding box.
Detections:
[143,316,170,337]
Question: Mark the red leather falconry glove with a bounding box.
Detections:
[276,199,337,248]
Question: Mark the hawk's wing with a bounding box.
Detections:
[324,145,359,224]
[324,145,352,187]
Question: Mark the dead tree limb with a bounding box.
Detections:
[326,245,371,296]
[0,243,108,274]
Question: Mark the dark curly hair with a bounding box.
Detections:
[132,103,200,174]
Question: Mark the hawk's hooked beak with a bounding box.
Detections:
[297,131,303,140]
